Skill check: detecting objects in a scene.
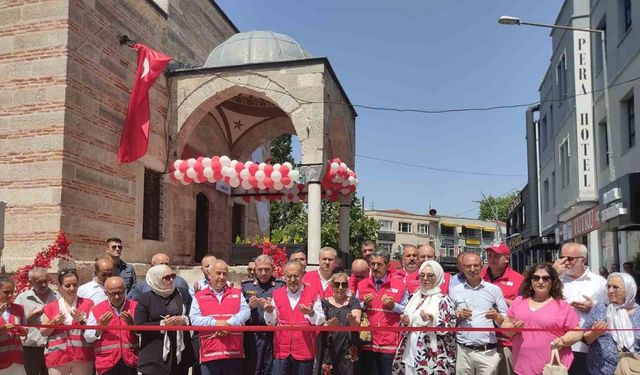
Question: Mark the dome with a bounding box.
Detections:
[204,31,313,68]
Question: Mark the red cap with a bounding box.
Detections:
[485,242,510,255]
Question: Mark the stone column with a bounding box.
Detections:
[307,181,322,266]
[338,202,351,268]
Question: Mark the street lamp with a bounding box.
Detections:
[498,15,614,182]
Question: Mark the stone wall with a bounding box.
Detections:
[0,0,238,275]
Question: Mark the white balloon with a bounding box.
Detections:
[255,170,266,181]
[341,188,351,195]
[187,158,196,167]
[340,162,347,169]
[342,180,350,187]
[271,171,282,182]
[202,158,212,168]
[258,181,266,190]
[273,181,283,190]
[285,180,295,189]
[207,176,217,183]
[273,163,281,170]
[193,175,201,183]
[289,170,300,182]
[241,180,252,190]
[230,160,238,169]
[227,170,238,179]
[348,176,356,183]
[173,160,182,170]
[173,171,184,180]
[283,162,293,170]
[330,162,339,172]
[258,163,266,171]
[239,169,250,179]
[180,179,190,185]
[230,177,240,187]
[245,161,254,167]
[203,167,213,178]
[186,168,196,178]
[220,155,231,167]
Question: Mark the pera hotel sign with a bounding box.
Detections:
[574,32,596,199]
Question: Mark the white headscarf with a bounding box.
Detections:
[402,260,445,366]
[606,272,637,351]
[146,265,175,298]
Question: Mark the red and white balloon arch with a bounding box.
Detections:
[170,156,358,202]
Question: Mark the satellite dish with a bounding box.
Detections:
[429,208,437,216]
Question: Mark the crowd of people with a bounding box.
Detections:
[0,237,639,375]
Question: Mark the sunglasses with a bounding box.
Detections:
[530,275,552,282]
[419,273,437,280]
[162,273,177,281]
[59,269,78,277]
[110,245,123,249]
[332,281,349,289]
[561,256,584,262]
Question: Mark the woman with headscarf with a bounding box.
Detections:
[134,265,194,375]
[391,260,457,375]
[584,272,640,375]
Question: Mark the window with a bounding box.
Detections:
[143,169,163,240]
[594,18,607,74]
[522,205,527,226]
[482,230,494,240]
[417,223,429,235]
[560,140,570,188]
[440,225,455,236]
[379,243,392,253]
[623,0,632,32]
[599,119,610,167]
[551,172,556,207]
[543,179,550,212]
[398,222,412,233]
[379,219,393,232]
[624,95,635,149]
[556,54,568,99]
[461,226,479,237]
[549,105,554,138]
[541,115,548,150]
[231,204,245,241]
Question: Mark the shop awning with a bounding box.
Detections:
[463,224,484,230]
[483,227,496,232]
[441,223,456,227]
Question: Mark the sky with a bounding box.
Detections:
[216,0,564,218]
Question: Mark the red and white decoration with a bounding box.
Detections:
[171,156,300,191]
[171,155,358,202]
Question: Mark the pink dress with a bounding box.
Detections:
[507,296,579,375]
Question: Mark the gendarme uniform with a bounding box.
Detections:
[241,277,285,375]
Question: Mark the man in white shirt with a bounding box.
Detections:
[553,242,607,375]
[78,257,114,305]
[263,261,325,375]
[302,247,337,298]
[190,255,218,296]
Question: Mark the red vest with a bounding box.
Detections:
[348,274,367,294]
[357,274,405,353]
[195,287,244,363]
[302,271,332,298]
[91,299,138,374]
[272,285,318,360]
[43,297,94,367]
[393,268,421,294]
[0,304,24,370]
[440,272,451,295]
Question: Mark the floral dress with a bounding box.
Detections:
[318,296,362,375]
[391,296,457,375]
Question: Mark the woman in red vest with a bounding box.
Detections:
[40,269,94,375]
[0,276,27,375]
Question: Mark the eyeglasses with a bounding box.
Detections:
[530,275,552,282]
[561,256,584,262]
[419,273,437,280]
[332,281,349,289]
[110,245,123,250]
[162,274,177,281]
[59,269,78,277]
[106,290,125,297]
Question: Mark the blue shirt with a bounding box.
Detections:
[355,273,409,314]
[584,303,640,375]
[189,286,250,326]
[112,260,137,296]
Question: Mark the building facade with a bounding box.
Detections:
[365,209,505,272]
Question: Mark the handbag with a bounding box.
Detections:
[542,348,568,375]
[359,312,371,343]
[615,349,640,375]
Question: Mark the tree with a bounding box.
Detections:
[269,134,305,232]
[478,192,518,222]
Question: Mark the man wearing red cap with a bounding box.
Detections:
[481,242,523,375]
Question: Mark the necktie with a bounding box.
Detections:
[375,279,383,291]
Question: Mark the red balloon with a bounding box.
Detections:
[213,172,223,180]
[211,156,220,162]
[264,165,274,176]
[212,160,222,173]
[281,176,291,186]
[249,164,259,174]
[194,162,204,175]
[235,162,245,173]
[297,184,305,192]
[263,177,273,188]
[249,176,258,187]
[183,175,193,184]
[196,156,204,163]
[224,177,230,184]
[243,196,251,203]
[178,161,188,173]
[279,166,289,176]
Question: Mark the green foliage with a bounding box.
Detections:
[478,192,518,222]
[269,134,305,233]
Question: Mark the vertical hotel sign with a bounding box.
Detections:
[574,31,596,199]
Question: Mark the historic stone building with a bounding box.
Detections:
[0,1,356,274]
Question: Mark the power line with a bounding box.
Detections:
[356,154,525,177]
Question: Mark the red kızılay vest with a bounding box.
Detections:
[272,285,318,360]
[43,297,94,368]
[302,270,333,298]
[357,274,406,353]
[392,268,421,294]
[195,287,244,363]
[0,303,25,370]
[91,299,139,374]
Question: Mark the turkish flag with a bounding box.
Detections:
[117,43,171,163]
